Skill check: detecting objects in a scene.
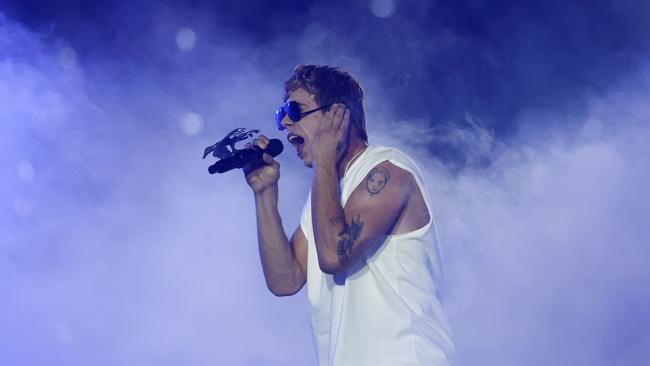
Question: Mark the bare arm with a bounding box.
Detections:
[246,136,307,296]
[312,160,412,274]
[310,104,412,274]
[254,187,307,296]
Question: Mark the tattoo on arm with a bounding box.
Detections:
[336,214,364,264]
[336,140,343,153]
[365,166,390,195]
[329,212,344,224]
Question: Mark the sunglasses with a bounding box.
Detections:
[275,101,331,131]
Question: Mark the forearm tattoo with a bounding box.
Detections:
[365,166,390,195]
[335,214,364,264]
[329,212,344,224]
[336,140,343,153]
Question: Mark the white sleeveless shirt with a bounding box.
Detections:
[300,145,455,366]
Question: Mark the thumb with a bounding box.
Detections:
[262,152,275,165]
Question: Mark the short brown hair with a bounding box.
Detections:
[284,65,368,141]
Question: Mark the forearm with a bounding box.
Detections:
[254,186,303,295]
[311,162,347,272]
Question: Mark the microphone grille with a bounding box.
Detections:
[267,139,284,157]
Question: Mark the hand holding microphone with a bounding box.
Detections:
[208,135,283,174]
[203,128,283,193]
[241,135,282,194]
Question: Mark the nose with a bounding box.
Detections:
[281,114,295,130]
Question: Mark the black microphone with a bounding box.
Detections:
[208,139,283,174]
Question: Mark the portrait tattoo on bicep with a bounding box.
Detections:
[365,166,390,195]
[336,214,364,264]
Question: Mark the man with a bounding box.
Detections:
[245,65,455,365]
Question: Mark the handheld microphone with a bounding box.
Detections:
[208,139,283,174]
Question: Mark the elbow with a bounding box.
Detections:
[318,259,345,275]
[266,282,303,297]
[269,288,295,297]
[267,285,294,297]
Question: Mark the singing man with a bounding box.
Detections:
[244,65,455,365]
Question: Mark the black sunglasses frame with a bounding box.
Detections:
[275,101,331,131]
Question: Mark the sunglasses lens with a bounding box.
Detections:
[275,101,305,131]
[286,101,302,122]
[275,106,286,130]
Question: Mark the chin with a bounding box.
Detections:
[301,151,313,168]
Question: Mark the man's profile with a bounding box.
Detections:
[243,65,455,365]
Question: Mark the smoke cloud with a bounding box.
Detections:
[1,2,649,365]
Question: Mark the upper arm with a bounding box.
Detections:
[325,161,413,273]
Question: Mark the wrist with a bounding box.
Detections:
[313,152,337,171]
[254,184,279,203]
[312,145,337,163]
[313,159,338,177]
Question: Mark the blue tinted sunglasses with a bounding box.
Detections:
[275,101,331,131]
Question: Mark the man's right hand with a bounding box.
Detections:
[245,134,307,296]
[243,135,280,193]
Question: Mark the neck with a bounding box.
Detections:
[337,135,368,178]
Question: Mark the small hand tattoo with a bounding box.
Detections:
[336,214,364,264]
[365,166,390,195]
[336,140,343,153]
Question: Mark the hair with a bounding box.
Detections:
[284,64,368,141]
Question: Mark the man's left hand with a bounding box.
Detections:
[311,103,351,168]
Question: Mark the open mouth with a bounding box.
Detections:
[287,134,305,155]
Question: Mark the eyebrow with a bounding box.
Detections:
[286,100,308,108]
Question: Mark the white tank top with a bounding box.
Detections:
[300,145,455,366]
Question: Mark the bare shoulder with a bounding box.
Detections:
[345,160,415,217]
[360,160,415,198]
[325,161,424,273]
[347,159,431,235]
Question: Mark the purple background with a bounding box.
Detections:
[1,1,649,365]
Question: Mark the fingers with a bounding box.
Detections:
[242,135,279,178]
[321,104,349,132]
[337,108,350,131]
[331,105,343,130]
[252,135,270,149]
[262,152,277,165]
[251,135,276,165]
[321,106,336,131]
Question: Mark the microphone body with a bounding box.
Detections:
[208,139,283,174]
